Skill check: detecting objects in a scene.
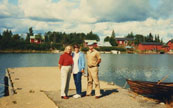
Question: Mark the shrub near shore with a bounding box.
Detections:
[81,47,126,52]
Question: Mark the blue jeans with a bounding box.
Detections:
[73,72,82,95]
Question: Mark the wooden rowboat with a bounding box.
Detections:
[126,79,173,96]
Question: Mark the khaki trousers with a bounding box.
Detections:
[86,67,101,96]
[61,66,72,96]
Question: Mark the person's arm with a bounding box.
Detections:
[97,59,101,65]
[58,55,63,71]
[96,52,101,66]
[59,64,62,71]
[81,53,85,73]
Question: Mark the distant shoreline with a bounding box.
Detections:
[0,50,122,54]
[0,50,59,53]
[0,50,173,55]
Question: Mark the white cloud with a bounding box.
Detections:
[69,0,97,23]
[0,0,23,18]
[18,0,97,23]
[0,0,173,43]
[112,18,173,42]
[18,0,77,21]
[86,0,152,22]
[17,0,154,23]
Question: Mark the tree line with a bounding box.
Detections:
[0,28,165,51]
[126,32,163,45]
[104,31,163,46]
[0,28,100,50]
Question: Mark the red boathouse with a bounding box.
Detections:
[116,38,134,46]
[138,42,163,51]
[30,36,42,44]
[167,39,173,51]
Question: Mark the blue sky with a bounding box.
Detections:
[5,0,161,7]
[8,0,18,5]
[0,0,173,42]
[149,0,160,8]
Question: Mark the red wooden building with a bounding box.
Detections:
[116,38,134,46]
[138,42,163,51]
[30,36,42,44]
[167,39,173,51]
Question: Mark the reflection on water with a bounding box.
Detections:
[99,54,173,87]
[0,53,173,97]
[0,53,60,97]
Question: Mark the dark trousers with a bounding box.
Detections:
[73,72,82,95]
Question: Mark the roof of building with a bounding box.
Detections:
[167,39,173,44]
[115,38,134,41]
[84,40,97,43]
[98,42,112,47]
[140,42,162,45]
[30,36,35,39]
[30,35,42,39]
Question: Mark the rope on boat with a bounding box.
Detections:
[123,81,127,88]
[157,75,169,85]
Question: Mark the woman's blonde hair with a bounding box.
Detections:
[64,45,72,53]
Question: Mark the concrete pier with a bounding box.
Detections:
[0,67,165,108]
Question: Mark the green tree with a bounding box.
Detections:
[111,30,115,38]
[29,27,34,36]
[12,34,20,40]
[155,35,161,42]
[0,33,2,40]
[45,31,53,42]
[126,32,134,38]
[161,38,163,44]
[2,29,12,40]
[108,30,117,46]
[62,32,69,45]
[0,29,13,49]
[35,33,42,40]
[26,33,30,42]
[146,33,153,42]
[44,35,48,42]
[109,37,118,46]
[85,31,100,41]
[104,36,110,42]
[26,27,34,42]
[53,32,57,43]
[134,34,145,45]
[55,32,63,43]
[127,41,133,46]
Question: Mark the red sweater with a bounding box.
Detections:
[59,53,73,66]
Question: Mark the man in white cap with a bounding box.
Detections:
[86,42,101,99]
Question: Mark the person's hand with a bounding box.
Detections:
[81,69,85,73]
[95,63,99,67]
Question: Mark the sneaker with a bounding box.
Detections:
[73,94,81,98]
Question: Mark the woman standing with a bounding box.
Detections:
[72,45,85,98]
[59,45,73,99]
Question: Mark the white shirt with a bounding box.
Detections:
[72,52,79,74]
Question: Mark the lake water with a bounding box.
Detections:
[0,53,173,98]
